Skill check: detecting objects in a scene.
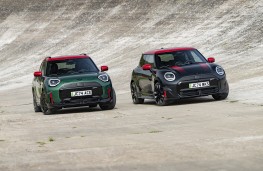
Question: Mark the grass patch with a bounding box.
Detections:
[229,100,239,103]
[72,126,77,129]
[0,139,5,142]
[81,135,85,137]
[132,132,142,134]
[37,141,46,146]
[149,130,162,134]
[167,118,173,120]
[48,137,55,142]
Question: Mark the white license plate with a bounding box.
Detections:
[71,90,92,97]
[189,81,210,89]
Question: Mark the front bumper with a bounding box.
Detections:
[163,74,229,100]
[48,97,113,108]
[46,81,113,108]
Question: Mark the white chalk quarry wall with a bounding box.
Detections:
[0,0,262,104]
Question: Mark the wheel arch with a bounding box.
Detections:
[154,77,163,86]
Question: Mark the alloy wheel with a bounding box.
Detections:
[154,82,167,106]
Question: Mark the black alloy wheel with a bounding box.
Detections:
[33,91,41,112]
[154,82,168,106]
[40,92,57,115]
[99,88,116,110]
[131,82,144,104]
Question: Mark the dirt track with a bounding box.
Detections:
[0,87,262,171]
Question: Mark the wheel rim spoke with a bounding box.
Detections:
[155,84,164,104]
[131,84,137,101]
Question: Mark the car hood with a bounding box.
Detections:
[170,63,212,75]
[55,72,100,83]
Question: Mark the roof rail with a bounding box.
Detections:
[80,53,87,56]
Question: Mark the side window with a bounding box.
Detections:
[190,51,203,62]
[140,55,155,67]
[39,61,46,76]
[139,55,144,66]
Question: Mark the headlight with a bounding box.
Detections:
[48,79,60,87]
[215,66,225,76]
[98,74,109,82]
[164,72,176,81]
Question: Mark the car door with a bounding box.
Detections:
[35,61,46,101]
[137,54,155,95]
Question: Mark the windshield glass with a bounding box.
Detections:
[46,58,99,76]
[155,50,206,68]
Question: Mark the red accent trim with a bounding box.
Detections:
[46,55,89,61]
[34,71,42,77]
[144,47,196,55]
[207,57,215,63]
[108,88,112,99]
[171,66,185,72]
[142,64,152,70]
[199,63,209,70]
[163,90,167,98]
[101,66,108,71]
[49,93,54,104]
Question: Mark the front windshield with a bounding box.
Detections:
[46,58,99,76]
[155,50,207,68]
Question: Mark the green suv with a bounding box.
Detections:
[32,54,116,114]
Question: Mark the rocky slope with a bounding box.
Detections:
[0,0,262,104]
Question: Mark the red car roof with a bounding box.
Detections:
[143,47,196,55]
[46,55,90,61]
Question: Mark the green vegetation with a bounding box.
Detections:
[37,141,46,146]
[229,100,239,103]
[149,130,162,134]
[48,137,55,142]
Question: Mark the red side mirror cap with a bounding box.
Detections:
[34,71,42,77]
[142,64,152,70]
[208,57,215,63]
[101,66,108,72]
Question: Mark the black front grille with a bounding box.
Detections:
[59,82,103,100]
[177,75,219,98]
[180,87,219,97]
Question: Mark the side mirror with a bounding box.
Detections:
[101,66,108,72]
[207,57,215,63]
[142,64,152,70]
[34,71,42,77]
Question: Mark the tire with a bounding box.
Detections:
[99,88,116,110]
[130,82,144,104]
[212,92,228,100]
[154,82,169,106]
[33,91,41,112]
[40,92,57,115]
